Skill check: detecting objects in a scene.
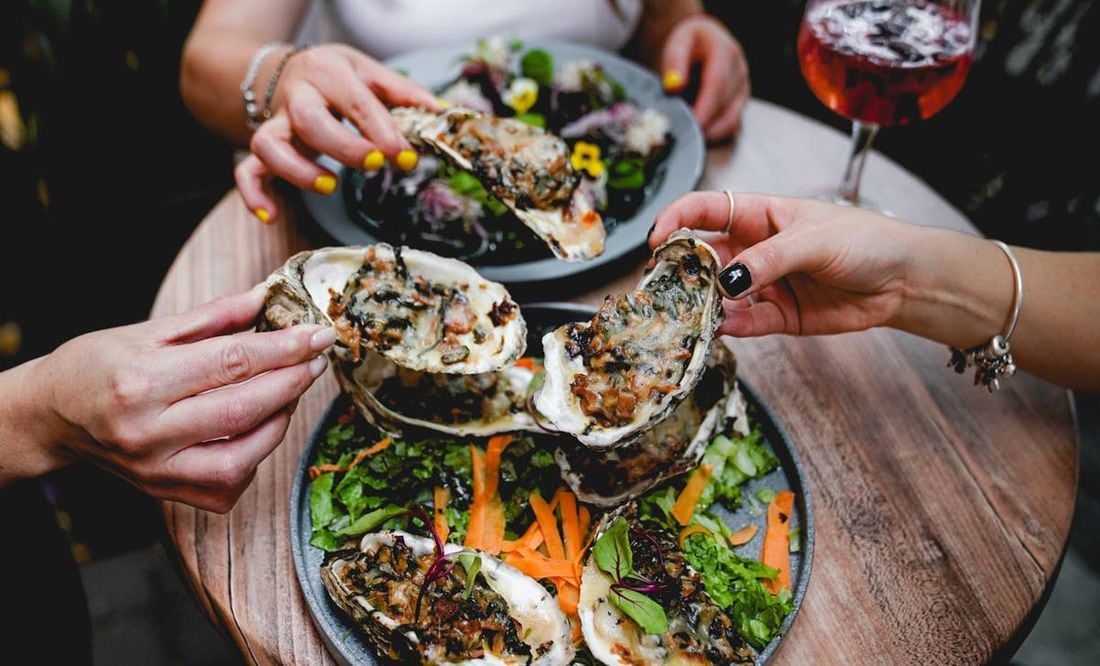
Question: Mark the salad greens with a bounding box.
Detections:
[593,518,669,635]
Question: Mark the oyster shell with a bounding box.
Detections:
[340,353,539,437]
[321,531,574,665]
[533,231,724,449]
[578,508,755,665]
[555,344,743,506]
[259,245,526,375]
[393,106,605,261]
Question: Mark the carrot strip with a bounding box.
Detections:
[671,464,714,526]
[434,486,451,543]
[470,446,486,500]
[308,464,343,480]
[559,490,581,561]
[514,357,543,371]
[557,580,580,616]
[347,437,392,470]
[530,492,566,560]
[678,524,712,550]
[505,549,582,579]
[482,434,513,499]
[728,524,759,547]
[578,506,591,547]
[464,440,511,555]
[762,491,795,593]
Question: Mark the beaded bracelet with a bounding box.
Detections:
[241,42,290,131]
[947,240,1023,392]
[259,44,313,127]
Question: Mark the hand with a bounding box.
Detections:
[236,44,440,224]
[26,286,334,512]
[649,192,920,338]
[660,15,750,142]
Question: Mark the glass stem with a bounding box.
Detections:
[838,121,880,204]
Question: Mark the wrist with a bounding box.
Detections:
[891,226,1015,349]
[0,357,73,483]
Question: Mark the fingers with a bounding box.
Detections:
[718,224,825,300]
[660,20,693,94]
[250,112,337,194]
[692,38,730,130]
[649,191,775,249]
[235,154,279,224]
[157,355,327,445]
[157,325,336,401]
[357,56,441,111]
[155,285,267,344]
[719,292,799,337]
[703,86,747,142]
[285,83,384,169]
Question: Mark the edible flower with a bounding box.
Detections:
[570,140,605,178]
[504,76,539,115]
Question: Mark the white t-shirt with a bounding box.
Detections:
[299,0,644,60]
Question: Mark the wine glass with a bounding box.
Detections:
[798,0,981,206]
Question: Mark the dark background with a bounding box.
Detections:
[0,0,1096,663]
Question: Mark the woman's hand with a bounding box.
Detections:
[649,191,922,338]
[7,286,334,513]
[236,44,440,224]
[660,15,750,142]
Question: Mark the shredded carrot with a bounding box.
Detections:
[530,492,566,560]
[482,434,513,499]
[463,438,513,555]
[308,464,343,480]
[434,486,451,543]
[557,580,580,616]
[559,490,581,561]
[347,437,392,470]
[678,524,713,550]
[505,548,582,579]
[513,357,543,371]
[671,464,714,526]
[728,524,759,547]
[762,491,795,593]
[578,506,591,547]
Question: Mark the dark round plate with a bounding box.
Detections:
[300,41,706,290]
[290,304,813,665]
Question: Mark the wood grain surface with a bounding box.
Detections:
[152,100,1078,665]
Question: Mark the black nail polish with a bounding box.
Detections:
[718,262,752,298]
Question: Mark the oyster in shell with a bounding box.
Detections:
[533,231,723,449]
[321,531,574,665]
[259,245,526,375]
[393,106,605,261]
[555,344,744,506]
[579,508,755,665]
[341,352,539,437]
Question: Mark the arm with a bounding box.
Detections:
[650,192,1100,391]
[0,287,334,512]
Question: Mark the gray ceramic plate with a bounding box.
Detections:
[300,41,705,289]
[291,304,813,665]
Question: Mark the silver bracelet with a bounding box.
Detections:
[947,240,1023,392]
[241,42,290,131]
[260,44,311,126]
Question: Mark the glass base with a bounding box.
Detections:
[799,186,893,216]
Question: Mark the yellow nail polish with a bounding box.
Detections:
[363,150,385,172]
[395,149,419,172]
[254,208,271,224]
[436,97,451,109]
[663,70,683,92]
[314,174,337,195]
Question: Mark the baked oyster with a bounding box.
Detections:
[321,531,574,665]
[393,106,605,261]
[259,245,526,375]
[555,345,745,507]
[579,509,755,665]
[534,231,723,449]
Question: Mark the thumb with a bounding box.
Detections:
[661,21,694,93]
[717,230,821,300]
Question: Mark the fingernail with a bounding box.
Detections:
[310,327,337,352]
[435,97,451,109]
[362,150,385,172]
[254,208,271,224]
[314,174,337,195]
[663,70,683,92]
[395,149,419,172]
[718,262,752,298]
[308,354,328,378]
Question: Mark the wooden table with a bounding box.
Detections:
[153,99,1078,665]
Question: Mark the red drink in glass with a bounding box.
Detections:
[798,0,974,127]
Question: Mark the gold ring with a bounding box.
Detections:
[723,190,735,234]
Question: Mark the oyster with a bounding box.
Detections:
[579,509,755,665]
[341,353,539,437]
[555,345,744,506]
[321,531,574,665]
[259,245,526,375]
[534,231,724,449]
[393,106,605,261]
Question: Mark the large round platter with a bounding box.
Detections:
[291,304,813,665]
[300,41,706,290]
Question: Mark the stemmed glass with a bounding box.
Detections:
[798,0,981,206]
